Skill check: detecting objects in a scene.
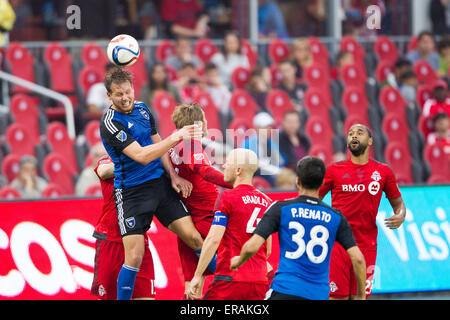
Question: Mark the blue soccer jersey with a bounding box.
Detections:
[100,101,165,189]
[254,195,356,300]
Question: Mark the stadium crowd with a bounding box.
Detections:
[0,0,449,200]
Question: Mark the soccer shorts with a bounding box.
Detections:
[328,242,377,299]
[91,239,155,300]
[114,175,190,237]
[203,278,269,300]
[265,289,308,300]
[177,215,213,281]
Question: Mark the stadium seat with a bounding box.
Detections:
[268,38,290,64]
[227,117,254,148]
[375,60,393,83]
[229,89,259,121]
[156,40,175,62]
[192,91,222,132]
[252,176,272,190]
[379,85,407,116]
[5,123,36,157]
[194,38,219,64]
[418,113,434,140]
[304,87,331,119]
[45,122,78,174]
[340,64,366,90]
[81,42,109,71]
[414,61,438,85]
[269,63,282,88]
[424,143,450,180]
[10,93,42,144]
[374,36,399,65]
[152,91,177,139]
[0,186,22,199]
[231,66,251,89]
[305,116,334,150]
[343,113,371,133]
[416,84,433,110]
[339,36,367,77]
[303,64,333,106]
[5,42,36,94]
[265,89,295,126]
[165,65,178,82]
[1,154,21,183]
[85,183,103,196]
[308,37,330,70]
[382,112,410,145]
[84,120,102,147]
[341,86,369,119]
[42,183,66,198]
[384,142,414,184]
[308,144,334,166]
[43,153,76,196]
[408,36,418,52]
[77,65,104,97]
[241,39,258,69]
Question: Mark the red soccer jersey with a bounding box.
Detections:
[318,159,401,249]
[214,184,272,283]
[93,156,122,243]
[169,139,232,221]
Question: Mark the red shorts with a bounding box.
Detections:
[328,243,377,299]
[91,239,155,300]
[177,216,213,281]
[203,280,269,300]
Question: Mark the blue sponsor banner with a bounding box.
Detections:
[323,185,450,294]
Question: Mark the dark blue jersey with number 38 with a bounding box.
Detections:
[100,101,165,189]
[254,195,356,300]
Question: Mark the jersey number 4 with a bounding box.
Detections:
[285,222,329,264]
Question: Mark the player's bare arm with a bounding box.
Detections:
[385,197,406,229]
[152,133,193,198]
[121,124,201,165]
[347,246,367,300]
[189,224,225,298]
[230,234,266,270]
[97,162,114,180]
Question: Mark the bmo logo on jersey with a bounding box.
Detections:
[342,184,366,192]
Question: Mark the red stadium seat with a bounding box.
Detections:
[231,66,251,89]
[46,122,78,174]
[308,37,330,69]
[340,64,366,90]
[1,154,21,183]
[81,42,108,69]
[265,89,295,126]
[84,120,102,147]
[227,117,254,147]
[424,143,450,180]
[303,64,333,106]
[418,114,434,140]
[343,113,371,133]
[375,60,394,83]
[194,38,219,64]
[241,39,258,69]
[5,123,35,156]
[10,94,41,144]
[165,65,178,82]
[0,186,22,199]
[416,84,433,110]
[414,61,438,85]
[5,42,36,94]
[85,184,103,196]
[408,36,418,52]
[384,142,414,184]
[341,86,369,118]
[382,112,409,145]
[374,36,399,65]
[252,176,272,190]
[78,65,104,97]
[42,183,66,198]
[309,144,334,166]
[305,116,333,150]
[152,91,177,138]
[269,64,282,88]
[229,89,259,121]
[268,38,290,64]
[156,40,175,62]
[192,91,221,132]
[304,87,331,119]
[43,153,75,195]
[379,85,407,116]
[339,36,366,77]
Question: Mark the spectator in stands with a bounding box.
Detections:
[331,50,355,81]
[210,31,250,88]
[406,31,440,71]
[423,79,450,119]
[430,0,450,36]
[278,110,310,171]
[160,0,209,39]
[201,62,232,128]
[290,38,314,80]
[86,63,115,114]
[165,36,203,71]
[139,62,181,107]
[398,70,418,105]
[258,0,289,39]
[75,142,107,196]
[176,62,201,103]
[246,66,271,113]
[437,37,450,77]
[274,167,297,190]
[427,112,450,159]
[10,155,48,199]
[386,57,413,88]
[240,112,285,186]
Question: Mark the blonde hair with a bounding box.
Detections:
[171,103,205,129]
[275,168,297,189]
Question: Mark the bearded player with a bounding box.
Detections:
[319,123,406,299]
[91,155,155,300]
[189,149,273,300]
[170,103,233,299]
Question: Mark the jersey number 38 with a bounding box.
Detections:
[285,222,329,264]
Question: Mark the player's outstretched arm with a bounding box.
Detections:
[385,197,406,229]
[347,246,366,300]
[230,234,266,270]
[96,162,115,180]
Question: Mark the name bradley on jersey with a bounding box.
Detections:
[241,195,269,207]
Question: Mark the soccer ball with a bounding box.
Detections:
[107,34,140,67]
